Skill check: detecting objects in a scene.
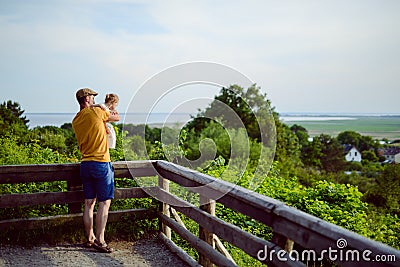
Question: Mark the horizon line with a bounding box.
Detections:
[24,112,400,116]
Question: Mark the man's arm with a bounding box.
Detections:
[92,103,108,111]
[108,110,120,122]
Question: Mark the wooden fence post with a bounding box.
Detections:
[272,232,294,253]
[158,176,171,239]
[199,195,215,267]
[67,177,82,214]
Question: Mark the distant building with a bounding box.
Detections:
[395,153,400,164]
[343,145,362,162]
[382,147,400,164]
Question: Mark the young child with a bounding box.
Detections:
[93,93,119,149]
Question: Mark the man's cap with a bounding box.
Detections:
[76,88,98,100]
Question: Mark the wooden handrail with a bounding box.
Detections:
[0,187,153,208]
[0,161,157,184]
[153,160,400,267]
[0,161,399,267]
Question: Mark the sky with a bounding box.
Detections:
[0,0,399,115]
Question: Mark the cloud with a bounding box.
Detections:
[0,0,399,114]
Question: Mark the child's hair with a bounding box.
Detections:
[105,93,119,105]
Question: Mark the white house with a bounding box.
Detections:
[382,147,400,164]
[395,153,400,164]
[344,145,362,162]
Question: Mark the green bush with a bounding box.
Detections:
[0,136,74,165]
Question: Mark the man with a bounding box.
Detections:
[72,88,120,253]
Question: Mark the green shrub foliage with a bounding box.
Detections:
[1,92,399,255]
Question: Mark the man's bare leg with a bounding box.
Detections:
[83,198,96,242]
[95,199,111,244]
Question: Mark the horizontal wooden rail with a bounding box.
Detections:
[0,161,157,184]
[154,187,302,267]
[154,160,400,267]
[154,160,281,225]
[0,191,83,208]
[1,208,157,232]
[0,187,154,208]
[159,212,237,267]
[0,164,79,183]
[158,232,201,267]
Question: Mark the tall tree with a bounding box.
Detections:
[366,164,400,215]
[0,100,29,126]
[317,134,346,172]
[376,164,400,214]
[337,131,362,148]
[337,131,381,153]
[301,137,323,168]
[290,124,309,148]
[0,100,29,139]
[186,84,271,141]
[183,84,299,165]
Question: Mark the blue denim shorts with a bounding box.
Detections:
[80,161,114,202]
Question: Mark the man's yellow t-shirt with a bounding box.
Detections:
[72,107,110,162]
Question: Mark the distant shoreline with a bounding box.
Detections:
[25,112,400,116]
[24,112,400,140]
[280,113,400,117]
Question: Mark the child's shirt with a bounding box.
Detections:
[106,122,116,149]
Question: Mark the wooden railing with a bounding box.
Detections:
[0,161,399,267]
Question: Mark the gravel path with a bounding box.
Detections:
[0,236,191,267]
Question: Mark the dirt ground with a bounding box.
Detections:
[0,236,191,267]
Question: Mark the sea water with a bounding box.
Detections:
[25,113,195,128]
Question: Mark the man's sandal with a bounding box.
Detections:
[93,239,114,253]
[84,240,95,248]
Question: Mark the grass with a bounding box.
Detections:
[284,116,400,141]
